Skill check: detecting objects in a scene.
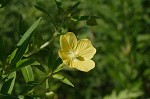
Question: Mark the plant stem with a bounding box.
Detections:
[24,32,58,57]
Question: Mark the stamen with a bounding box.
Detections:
[68,51,84,61]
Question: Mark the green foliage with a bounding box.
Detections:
[0,72,16,94]
[21,65,34,83]
[21,81,39,94]
[52,74,74,87]
[17,17,42,47]
[0,0,150,99]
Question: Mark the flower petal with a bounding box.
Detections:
[60,32,77,51]
[58,50,73,68]
[58,50,69,60]
[75,39,96,60]
[60,35,70,52]
[71,60,95,72]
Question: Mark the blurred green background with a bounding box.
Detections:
[0,0,150,99]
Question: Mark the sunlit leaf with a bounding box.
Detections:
[7,49,17,64]
[21,65,34,83]
[53,64,63,73]
[0,72,16,94]
[10,59,36,72]
[52,74,74,87]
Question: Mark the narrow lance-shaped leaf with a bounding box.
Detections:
[9,17,42,69]
[52,57,62,72]
[11,59,35,72]
[7,49,17,64]
[53,64,63,73]
[34,5,48,15]
[18,15,28,36]
[9,37,31,69]
[33,65,46,73]
[21,65,34,83]
[7,72,16,94]
[21,81,39,94]
[0,72,16,94]
[34,5,57,30]
[71,16,100,21]
[67,1,80,14]
[52,74,74,87]
[17,17,42,47]
[55,0,65,15]
[30,59,46,73]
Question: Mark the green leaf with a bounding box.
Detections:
[17,17,42,47]
[34,5,48,15]
[34,5,56,30]
[86,19,98,26]
[52,57,62,72]
[18,15,28,36]
[67,1,80,14]
[21,65,34,83]
[9,38,30,69]
[55,0,65,15]
[33,65,46,73]
[53,63,63,73]
[0,72,16,94]
[9,17,42,69]
[6,49,17,65]
[10,59,35,72]
[52,74,74,87]
[71,16,100,21]
[45,91,55,99]
[0,37,7,66]
[21,81,39,94]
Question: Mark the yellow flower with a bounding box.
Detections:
[58,32,96,72]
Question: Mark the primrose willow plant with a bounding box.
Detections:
[58,32,96,72]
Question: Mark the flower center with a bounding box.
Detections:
[68,51,84,61]
[69,51,76,60]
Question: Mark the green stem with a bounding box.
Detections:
[46,79,49,91]
[47,13,58,31]
[24,32,58,57]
